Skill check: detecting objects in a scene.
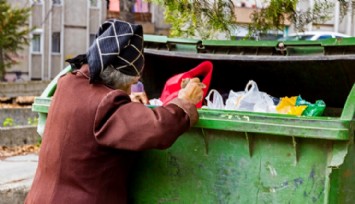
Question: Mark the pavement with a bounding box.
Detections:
[0,154,38,204]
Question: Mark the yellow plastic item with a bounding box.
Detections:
[276,96,307,116]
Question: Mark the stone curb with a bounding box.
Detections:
[0,126,40,146]
[0,81,49,98]
[0,185,30,204]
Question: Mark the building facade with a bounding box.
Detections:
[7,0,161,81]
[7,0,106,81]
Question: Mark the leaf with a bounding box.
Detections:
[146,0,236,39]
[0,0,32,78]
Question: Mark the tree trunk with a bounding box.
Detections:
[119,0,136,23]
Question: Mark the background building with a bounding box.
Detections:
[6,0,355,81]
[233,0,351,36]
[7,0,106,81]
[7,0,164,81]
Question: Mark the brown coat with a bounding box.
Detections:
[25,65,198,204]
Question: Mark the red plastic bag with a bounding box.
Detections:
[160,61,213,108]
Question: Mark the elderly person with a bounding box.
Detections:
[25,20,204,204]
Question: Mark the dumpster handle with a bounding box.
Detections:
[340,83,355,120]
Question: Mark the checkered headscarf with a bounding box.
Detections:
[87,19,144,83]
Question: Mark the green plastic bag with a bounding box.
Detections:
[296,96,326,116]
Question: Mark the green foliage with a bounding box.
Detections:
[147,0,236,39]
[292,0,334,31]
[1,117,38,127]
[27,117,38,126]
[3,117,14,127]
[338,0,349,23]
[248,0,334,36]
[0,0,32,80]
[249,0,297,34]
[148,0,346,39]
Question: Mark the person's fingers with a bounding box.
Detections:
[181,78,190,88]
[181,77,202,88]
[186,78,206,89]
[130,94,139,102]
[130,92,149,104]
[188,77,201,83]
[180,82,204,104]
[198,82,206,89]
[140,93,149,105]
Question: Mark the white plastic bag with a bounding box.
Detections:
[225,90,244,110]
[149,98,163,106]
[203,89,225,109]
[225,80,276,113]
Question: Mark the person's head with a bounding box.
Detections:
[99,65,139,92]
[87,19,144,90]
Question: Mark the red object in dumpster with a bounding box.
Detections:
[160,61,213,108]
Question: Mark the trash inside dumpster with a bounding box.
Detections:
[32,36,355,203]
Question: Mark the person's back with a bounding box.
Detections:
[25,20,205,204]
[26,66,132,203]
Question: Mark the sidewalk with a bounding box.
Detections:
[0,154,38,204]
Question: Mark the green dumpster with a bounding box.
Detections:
[32,36,355,203]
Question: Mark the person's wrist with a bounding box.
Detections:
[168,98,199,127]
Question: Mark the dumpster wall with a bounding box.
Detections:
[32,36,355,203]
[132,37,355,203]
[129,128,354,203]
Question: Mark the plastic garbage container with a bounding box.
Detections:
[32,36,355,204]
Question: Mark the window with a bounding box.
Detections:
[52,32,61,53]
[90,0,98,7]
[53,0,62,5]
[32,33,41,53]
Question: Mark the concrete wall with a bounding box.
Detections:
[150,5,170,36]
[0,108,37,127]
[52,6,63,31]
[31,55,42,80]
[0,108,39,146]
[64,28,88,59]
[64,0,88,27]
[0,126,39,146]
[0,81,49,98]
[31,5,43,28]
[90,9,102,34]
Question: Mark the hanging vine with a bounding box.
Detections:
[147,0,352,39]
[249,0,334,35]
[146,0,236,39]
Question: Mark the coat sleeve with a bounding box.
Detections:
[93,90,198,151]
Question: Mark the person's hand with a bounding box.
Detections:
[178,78,205,105]
[130,92,149,104]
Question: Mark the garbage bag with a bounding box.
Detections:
[276,96,326,116]
[276,96,307,116]
[296,96,326,116]
[204,89,225,110]
[225,80,276,113]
